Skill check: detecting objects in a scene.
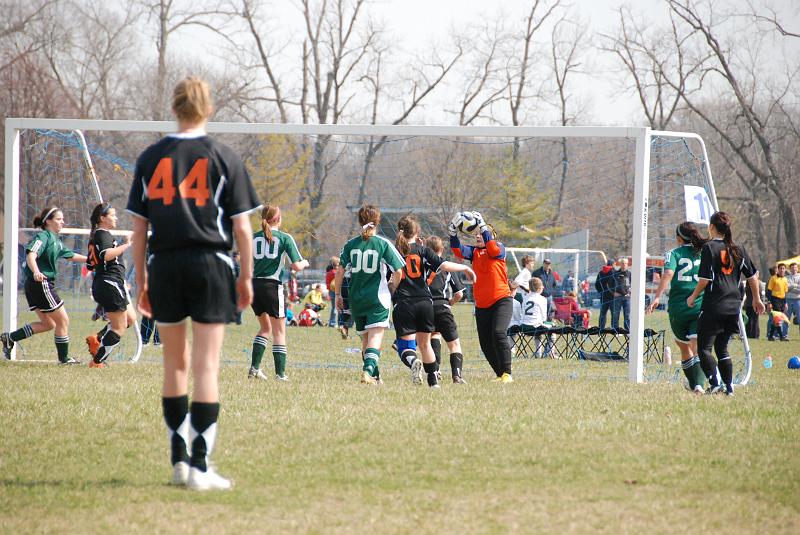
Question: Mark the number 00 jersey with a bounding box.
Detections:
[252,228,303,280]
[698,238,757,316]
[664,244,702,315]
[339,235,404,313]
[126,134,261,253]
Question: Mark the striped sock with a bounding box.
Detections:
[251,335,268,369]
[10,324,34,342]
[363,348,380,377]
[54,335,69,363]
[273,344,287,377]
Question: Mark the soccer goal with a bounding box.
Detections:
[3,119,751,384]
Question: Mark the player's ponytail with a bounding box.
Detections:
[33,206,59,230]
[172,76,213,124]
[261,205,280,241]
[358,204,381,241]
[395,215,419,256]
[89,202,112,242]
[675,221,707,253]
[710,211,741,266]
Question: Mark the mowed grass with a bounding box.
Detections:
[1,304,799,534]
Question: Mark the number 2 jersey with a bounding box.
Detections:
[126,133,261,253]
[87,229,126,281]
[252,229,303,280]
[697,238,757,316]
[664,244,702,316]
[339,235,404,313]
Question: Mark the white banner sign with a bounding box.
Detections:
[684,185,714,224]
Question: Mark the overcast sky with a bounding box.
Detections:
[170,0,794,126]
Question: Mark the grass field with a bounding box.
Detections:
[1,302,799,533]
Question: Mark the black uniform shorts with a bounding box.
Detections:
[432,301,459,342]
[252,278,284,318]
[147,249,237,324]
[24,277,63,313]
[92,276,129,313]
[392,298,435,337]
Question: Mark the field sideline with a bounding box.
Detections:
[1,311,798,533]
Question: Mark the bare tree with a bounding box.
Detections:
[665,0,799,256]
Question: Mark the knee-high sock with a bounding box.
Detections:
[273,344,287,377]
[54,335,69,363]
[94,330,121,363]
[430,338,442,366]
[715,334,733,386]
[251,335,268,369]
[163,395,190,466]
[189,401,220,472]
[450,352,464,378]
[9,323,34,342]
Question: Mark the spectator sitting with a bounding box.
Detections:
[286,305,297,326]
[768,309,790,342]
[563,291,590,328]
[298,304,323,327]
[302,283,327,312]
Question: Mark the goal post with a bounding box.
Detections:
[3,118,739,383]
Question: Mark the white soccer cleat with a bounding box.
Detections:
[171,462,189,486]
[247,367,269,380]
[275,374,289,382]
[410,358,424,385]
[692,385,705,396]
[187,466,233,491]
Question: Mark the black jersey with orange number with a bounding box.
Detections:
[88,229,126,280]
[126,133,261,253]
[697,238,757,316]
[428,269,466,304]
[394,243,444,301]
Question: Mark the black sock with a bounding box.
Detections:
[718,357,733,388]
[54,335,69,362]
[162,396,190,466]
[97,323,110,340]
[423,361,439,386]
[189,402,220,472]
[698,352,719,387]
[95,330,121,363]
[430,338,442,366]
[400,349,416,369]
[450,352,463,378]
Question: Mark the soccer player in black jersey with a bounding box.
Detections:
[1,207,88,363]
[687,212,765,396]
[425,236,467,384]
[127,77,261,490]
[84,202,136,368]
[392,216,475,388]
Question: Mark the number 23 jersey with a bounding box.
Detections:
[664,244,702,313]
[126,134,260,253]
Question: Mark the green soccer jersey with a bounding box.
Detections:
[24,230,75,280]
[339,235,404,313]
[665,244,702,314]
[252,229,303,280]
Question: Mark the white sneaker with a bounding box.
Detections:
[186,466,233,491]
[410,358,424,385]
[275,374,289,382]
[171,462,189,486]
[692,385,705,396]
[248,367,269,380]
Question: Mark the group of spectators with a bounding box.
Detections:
[594,258,632,331]
[761,261,799,341]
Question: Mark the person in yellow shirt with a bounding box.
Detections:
[302,283,327,312]
[767,263,789,341]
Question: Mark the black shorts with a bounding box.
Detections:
[147,249,237,324]
[252,278,284,318]
[92,276,129,313]
[432,301,459,342]
[697,311,740,338]
[392,298,435,337]
[24,277,63,313]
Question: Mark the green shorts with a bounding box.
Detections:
[669,308,700,343]
[351,306,390,334]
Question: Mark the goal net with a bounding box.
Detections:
[3,120,751,384]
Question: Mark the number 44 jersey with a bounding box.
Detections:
[339,235,404,313]
[127,134,260,253]
[252,229,304,280]
[664,244,702,315]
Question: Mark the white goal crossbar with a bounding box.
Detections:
[4,118,725,382]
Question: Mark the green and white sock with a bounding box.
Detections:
[251,335,268,369]
[10,324,34,342]
[364,348,380,377]
[273,344,287,377]
[681,356,705,389]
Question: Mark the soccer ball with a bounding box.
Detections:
[457,211,479,234]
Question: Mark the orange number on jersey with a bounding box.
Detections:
[720,250,734,275]
[87,244,99,269]
[147,157,210,206]
[147,158,177,205]
[178,158,210,207]
[405,254,422,279]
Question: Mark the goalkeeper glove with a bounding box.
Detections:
[472,211,488,232]
[448,213,462,237]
